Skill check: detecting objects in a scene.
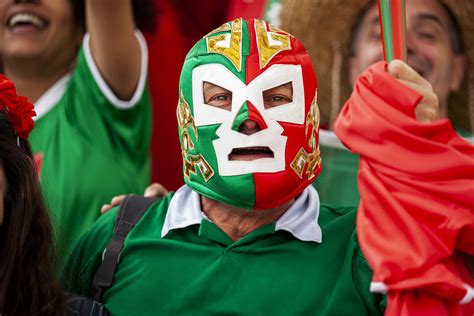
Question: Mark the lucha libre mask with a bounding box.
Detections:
[177,18,321,210]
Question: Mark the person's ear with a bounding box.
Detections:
[450,54,466,92]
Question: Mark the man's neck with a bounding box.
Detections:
[201,196,293,241]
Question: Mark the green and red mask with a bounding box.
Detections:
[177,18,321,210]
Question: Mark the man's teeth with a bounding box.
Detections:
[9,13,46,28]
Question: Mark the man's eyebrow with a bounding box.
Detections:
[368,15,380,27]
[414,13,444,27]
[203,82,218,91]
[203,82,230,93]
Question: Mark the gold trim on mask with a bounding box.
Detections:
[177,91,215,182]
[204,23,232,38]
[255,19,292,69]
[290,95,322,180]
[183,154,214,182]
[206,18,243,72]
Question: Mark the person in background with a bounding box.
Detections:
[0,75,63,315]
[0,0,155,268]
[280,0,473,206]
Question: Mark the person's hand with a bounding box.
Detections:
[100,183,169,214]
[387,60,439,123]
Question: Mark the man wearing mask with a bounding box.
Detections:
[64,18,473,315]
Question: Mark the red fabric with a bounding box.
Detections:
[0,75,35,139]
[144,0,229,190]
[226,0,268,20]
[334,61,474,315]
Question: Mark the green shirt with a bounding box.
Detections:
[29,32,151,268]
[64,186,384,315]
[313,132,360,207]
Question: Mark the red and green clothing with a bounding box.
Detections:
[29,32,151,269]
[64,186,385,315]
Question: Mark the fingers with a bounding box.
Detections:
[144,183,169,198]
[387,59,430,87]
[100,183,169,214]
[387,60,439,123]
[100,194,127,214]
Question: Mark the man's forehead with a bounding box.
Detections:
[361,0,451,28]
[406,0,452,28]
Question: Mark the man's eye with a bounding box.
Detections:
[369,32,382,41]
[271,95,290,102]
[418,32,436,40]
[212,95,231,101]
[203,81,232,111]
[205,93,232,111]
[262,82,293,109]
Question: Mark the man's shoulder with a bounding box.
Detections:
[63,193,176,294]
[318,203,358,226]
[83,193,175,244]
[315,203,359,255]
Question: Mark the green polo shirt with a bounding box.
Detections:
[64,187,385,315]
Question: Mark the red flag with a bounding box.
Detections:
[334,62,474,315]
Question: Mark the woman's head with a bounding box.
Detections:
[0,110,36,225]
[0,75,36,225]
[0,76,63,315]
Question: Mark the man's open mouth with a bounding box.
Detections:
[228,146,274,161]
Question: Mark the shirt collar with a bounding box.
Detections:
[33,73,71,121]
[162,185,322,243]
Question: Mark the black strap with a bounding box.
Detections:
[91,195,158,301]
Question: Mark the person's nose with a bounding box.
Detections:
[233,101,267,135]
[238,119,261,135]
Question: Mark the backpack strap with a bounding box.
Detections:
[91,195,158,301]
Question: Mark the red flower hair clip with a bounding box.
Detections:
[0,74,36,139]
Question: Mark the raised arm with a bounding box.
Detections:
[86,0,141,100]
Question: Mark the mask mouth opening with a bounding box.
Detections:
[228,146,274,161]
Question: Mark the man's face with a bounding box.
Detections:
[0,0,82,69]
[178,19,321,210]
[349,0,465,114]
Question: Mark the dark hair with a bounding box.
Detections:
[0,112,64,316]
[349,0,464,56]
[70,0,158,33]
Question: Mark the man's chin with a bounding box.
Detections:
[3,43,47,62]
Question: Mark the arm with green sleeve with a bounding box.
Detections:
[62,208,117,296]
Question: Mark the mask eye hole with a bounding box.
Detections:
[203,81,232,111]
[262,82,293,109]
